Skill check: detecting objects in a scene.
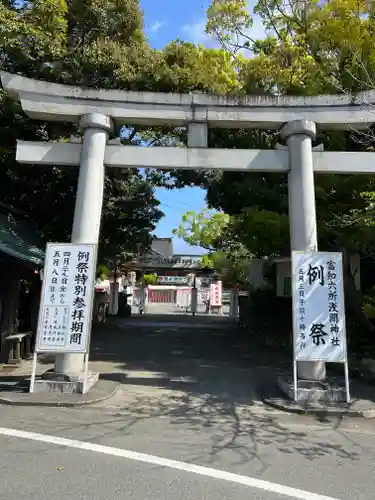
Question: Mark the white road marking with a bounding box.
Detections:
[0,426,338,500]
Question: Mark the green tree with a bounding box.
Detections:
[0,0,249,269]
[0,0,163,268]
[206,0,375,94]
[141,273,158,285]
[174,209,255,285]
[202,0,375,259]
[203,0,375,343]
[173,209,231,250]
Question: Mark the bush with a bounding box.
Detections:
[239,287,293,350]
[364,303,375,319]
[364,286,375,320]
[141,273,158,285]
[239,281,375,358]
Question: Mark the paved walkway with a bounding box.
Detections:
[1,312,375,416]
[0,313,286,404]
[88,313,290,411]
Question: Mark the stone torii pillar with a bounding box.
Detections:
[54,113,114,380]
[280,119,325,382]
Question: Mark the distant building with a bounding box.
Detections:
[151,237,173,258]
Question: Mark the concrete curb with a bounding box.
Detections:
[0,381,120,408]
[258,388,375,419]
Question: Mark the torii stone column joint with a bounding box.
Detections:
[187,123,208,148]
[54,113,114,379]
[280,119,326,382]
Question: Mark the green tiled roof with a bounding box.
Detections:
[0,210,44,266]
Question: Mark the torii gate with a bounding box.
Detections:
[2,71,375,393]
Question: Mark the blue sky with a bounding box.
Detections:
[140,0,263,254]
[140,0,212,255]
[141,0,213,49]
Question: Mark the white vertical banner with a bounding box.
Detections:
[291,251,347,363]
[36,243,97,353]
[210,281,222,307]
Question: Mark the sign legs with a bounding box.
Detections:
[29,350,38,393]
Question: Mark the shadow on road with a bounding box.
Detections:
[45,389,361,470]
[0,314,364,470]
[89,314,291,407]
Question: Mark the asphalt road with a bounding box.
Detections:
[0,431,269,500]
[1,314,375,500]
[1,404,375,500]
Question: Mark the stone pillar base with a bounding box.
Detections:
[32,370,99,394]
[277,375,347,403]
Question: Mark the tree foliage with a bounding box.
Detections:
[141,273,158,285]
[172,0,375,347]
[0,0,164,268]
[0,0,251,270]
[174,209,255,285]
[4,0,375,326]
[197,0,375,265]
[173,209,231,251]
